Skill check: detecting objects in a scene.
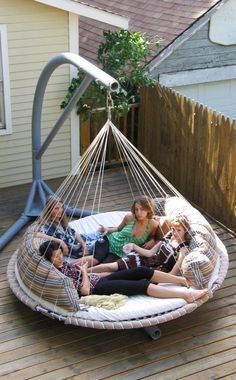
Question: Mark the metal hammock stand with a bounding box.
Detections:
[0,53,118,250]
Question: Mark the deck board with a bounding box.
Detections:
[0,168,235,379]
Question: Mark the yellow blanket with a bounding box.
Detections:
[80,293,128,310]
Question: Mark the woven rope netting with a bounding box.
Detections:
[29,118,205,270]
[52,119,182,214]
[36,118,188,243]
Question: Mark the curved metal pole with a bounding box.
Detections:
[0,53,118,250]
[35,74,93,160]
[32,52,118,179]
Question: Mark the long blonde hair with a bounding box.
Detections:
[171,215,192,241]
[39,195,69,226]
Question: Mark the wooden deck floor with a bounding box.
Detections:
[0,169,235,380]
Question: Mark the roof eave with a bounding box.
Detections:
[34,0,129,28]
[148,0,228,72]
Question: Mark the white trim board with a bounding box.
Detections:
[69,12,80,168]
[159,65,236,87]
[0,25,12,136]
[34,0,129,28]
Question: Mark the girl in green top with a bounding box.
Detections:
[77,195,159,267]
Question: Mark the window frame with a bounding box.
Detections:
[0,24,12,135]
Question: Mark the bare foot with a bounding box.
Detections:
[184,288,209,303]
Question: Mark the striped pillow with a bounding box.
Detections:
[165,197,219,288]
[189,234,218,265]
[153,197,166,215]
[16,224,80,312]
[190,223,217,250]
[182,252,214,289]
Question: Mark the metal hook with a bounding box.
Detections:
[106,91,114,120]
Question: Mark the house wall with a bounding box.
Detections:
[151,23,236,75]
[0,0,72,188]
[150,21,236,119]
[173,78,236,120]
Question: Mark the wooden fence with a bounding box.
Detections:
[79,85,235,231]
[139,84,236,232]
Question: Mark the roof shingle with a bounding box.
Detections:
[79,0,221,64]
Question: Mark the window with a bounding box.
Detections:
[0,25,12,135]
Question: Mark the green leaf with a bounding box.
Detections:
[61,29,161,118]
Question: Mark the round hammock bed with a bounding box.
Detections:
[7,119,229,339]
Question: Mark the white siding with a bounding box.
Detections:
[0,0,72,188]
[0,24,12,135]
[174,79,236,120]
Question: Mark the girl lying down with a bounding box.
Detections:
[39,241,209,304]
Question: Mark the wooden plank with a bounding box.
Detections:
[0,169,235,379]
[0,330,145,379]
[1,306,235,379]
[180,360,236,380]
[136,348,236,380]
[28,327,236,380]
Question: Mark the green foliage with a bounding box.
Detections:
[61,29,161,117]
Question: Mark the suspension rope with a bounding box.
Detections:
[20,95,204,308]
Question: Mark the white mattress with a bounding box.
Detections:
[68,211,221,322]
[74,287,187,321]
[70,211,128,234]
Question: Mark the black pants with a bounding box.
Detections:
[93,237,119,263]
[93,267,154,296]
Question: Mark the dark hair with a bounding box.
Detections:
[39,241,61,261]
[131,195,154,219]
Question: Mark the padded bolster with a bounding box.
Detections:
[189,235,218,265]
[182,252,214,289]
[164,197,219,289]
[190,223,216,246]
[165,196,211,224]
[153,197,166,216]
[16,223,80,312]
